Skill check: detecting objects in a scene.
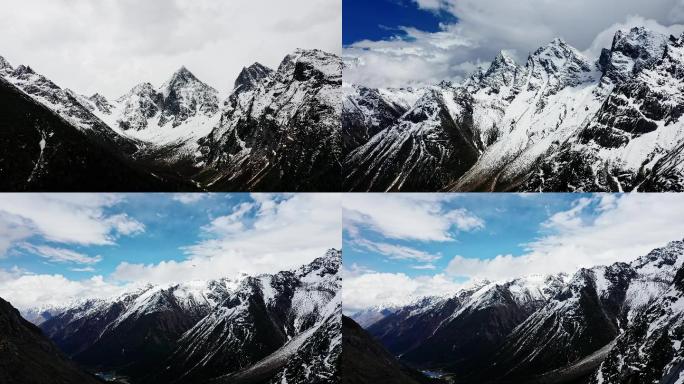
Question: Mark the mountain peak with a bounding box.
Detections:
[163,66,201,90]
[601,26,668,82]
[13,64,35,75]
[493,50,517,66]
[277,48,341,83]
[0,55,12,71]
[233,62,273,92]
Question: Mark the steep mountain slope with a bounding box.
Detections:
[341,84,422,154]
[40,280,236,380]
[36,250,341,384]
[196,49,342,191]
[592,246,684,384]
[341,315,441,384]
[357,240,684,384]
[0,49,341,192]
[159,250,341,383]
[88,66,221,153]
[519,28,684,192]
[0,297,102,384]
[343,27,684,192]
[365,276,567,379]
[344,83,481,191]
[488,264,636,382]
[0,76,177,191]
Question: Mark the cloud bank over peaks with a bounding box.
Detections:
[344,0,684,88]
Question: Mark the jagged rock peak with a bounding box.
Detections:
[127,82,157,97]
[13,64,35,75]
[0,55,12,71]
[490,50,518,69]
[277,48,341,83]
[602,26,668,82]
[233,62,273,91]
[632,239,684,269]
[529,37,587,64]
[160,65,218,95]
[300,248,341,274]
[168,65,197,82]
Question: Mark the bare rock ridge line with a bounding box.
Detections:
[343,26,684,192]
[0,48,341,192]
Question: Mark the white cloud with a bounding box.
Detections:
[351,238,441,262]
[20,244,102,265]
[111,194,341,285]
[0,194,143,255]
[172,193,209,204]
[343,194,484,242]
[344,0,684,88]
[105,214,146,236]
[344,194,684,311]
[202,202,254,235]
[0,0,341,98]
[445,194,684,281]
[412,263,437,270]
[0,273,128,311]
[343,272,463,312]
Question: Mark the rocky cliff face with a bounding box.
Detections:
[197,49,342,191]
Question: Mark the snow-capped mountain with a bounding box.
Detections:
[353,240,684,383]
[31,249,341,384]
[0,49,341,191]
[197,49,343,191]
[0,71,175,191]
[357,275,568,378]
[343,27,684,192]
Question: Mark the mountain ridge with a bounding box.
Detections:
[342,26,684,192]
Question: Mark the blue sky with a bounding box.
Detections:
[0,194,247,281]
[343,0,455,45]
[344,194,582,277]
[0,193,341,310]
[343,193,684,311]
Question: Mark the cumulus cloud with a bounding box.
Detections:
[445,194,684,281]
[111,194,341,285]
[343,194,484,242]
[0,194,341,311]
[0,194,143,255]
[0,273,129,310]
[342,272,463,312]
[0,0,341,98]
[344,0,684,88]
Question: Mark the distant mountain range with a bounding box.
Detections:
[0,49,341,191]
[349,240,684,383]
[343,27,684,192]
[6,250,341,384]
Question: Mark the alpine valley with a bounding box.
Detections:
[348,240,684,384]
[3,249,341,384]
[0,49,342,191]
[343,27,684,192]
